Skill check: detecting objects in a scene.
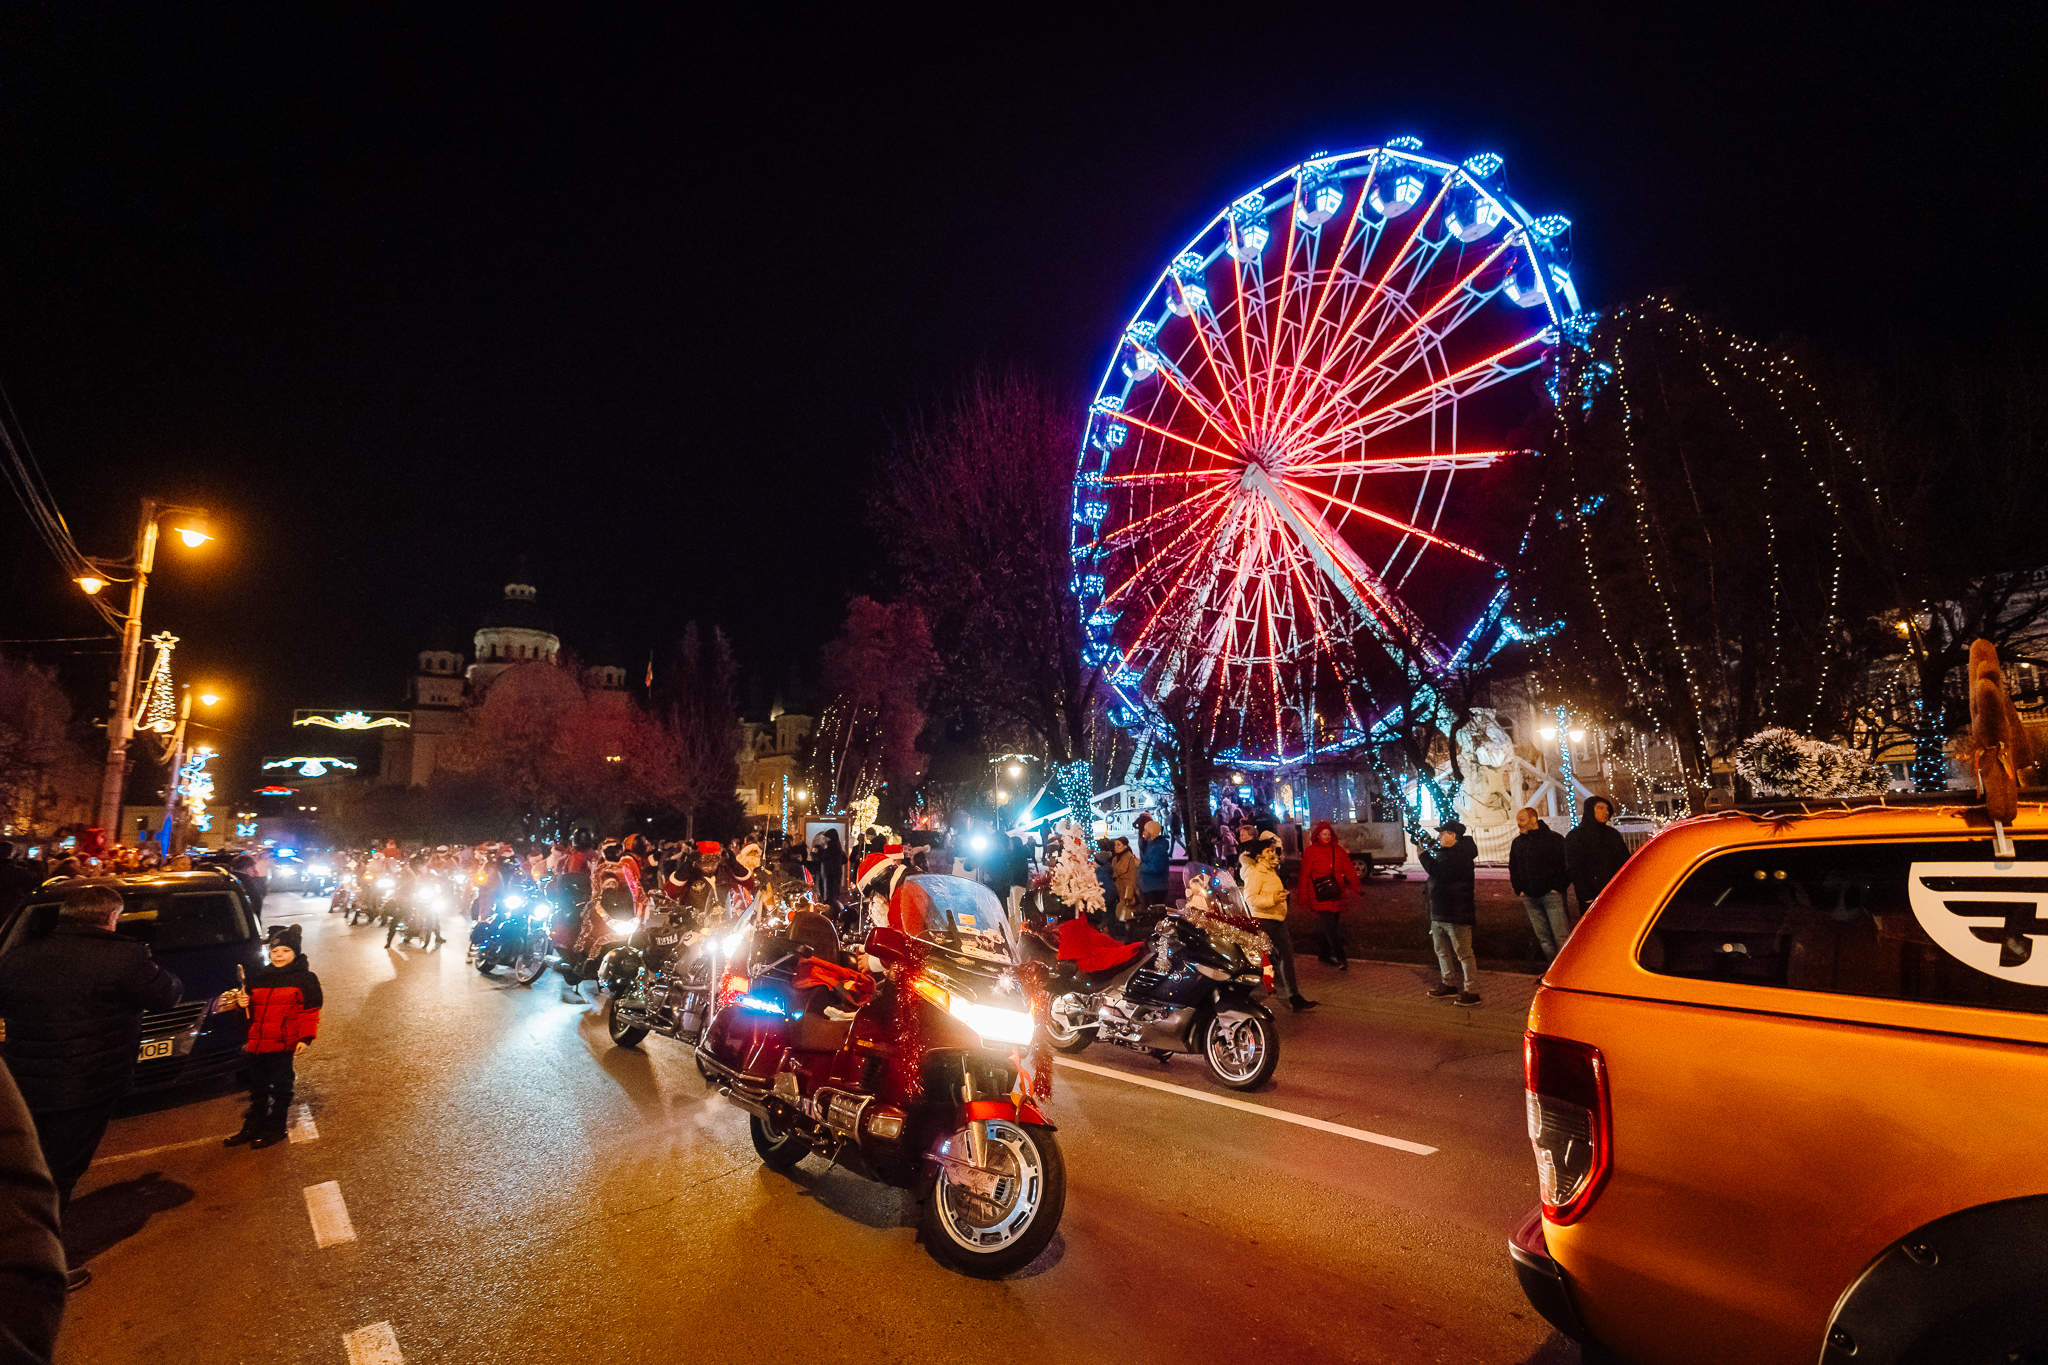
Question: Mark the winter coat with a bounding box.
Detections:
[1110,849,1140,918]
[244,957,323,1054]
[0,922,183,1112]
[1094,859,1116,914]
[1238,855,1289,922]
[1508,821,1571,897]
[1419,835,1478,925]
[0,1062,62,1363]
[1137,832,1171,893]
[1294,822,1362,910]
[1564,798,1632,907]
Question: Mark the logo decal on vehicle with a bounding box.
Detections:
[1908,862,2048,985]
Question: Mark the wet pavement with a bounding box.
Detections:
[55,894,1582,1364]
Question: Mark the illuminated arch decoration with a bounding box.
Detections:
[1076,139,1582,767]
[293,709,411,731]
[263,757,360,778]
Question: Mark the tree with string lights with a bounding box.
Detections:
[1518,300,1860,811]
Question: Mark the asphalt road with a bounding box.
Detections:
[55,893,1582,1365]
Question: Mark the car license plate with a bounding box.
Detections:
[137,1037,175,1063]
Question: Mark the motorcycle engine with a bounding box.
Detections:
[1097,990,1169,1046]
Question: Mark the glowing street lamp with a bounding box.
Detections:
[95,498,218,836]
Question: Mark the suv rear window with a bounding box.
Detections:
[1640,838,2048,1016]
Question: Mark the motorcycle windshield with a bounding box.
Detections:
[894,875,1018,966]
[1181,862,1252,916]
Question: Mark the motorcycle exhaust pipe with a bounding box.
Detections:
[721,1086,775,1123]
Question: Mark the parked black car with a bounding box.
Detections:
[0,870,264,1092]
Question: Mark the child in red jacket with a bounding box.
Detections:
[219,924,322,1149]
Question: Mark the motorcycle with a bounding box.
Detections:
[555,868,643,987]
[351,872,396,927]
[1043,892,1280,1091]
[598,900,730,1049]
[470,889,552,985]
[384,874,446,949]
[696,875,1065,1277]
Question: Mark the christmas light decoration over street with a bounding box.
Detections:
[1075,140,1582,767]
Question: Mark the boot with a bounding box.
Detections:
[223,1095,268,1146]
[249,1119,290,1149]
[1288,994,1319,1011]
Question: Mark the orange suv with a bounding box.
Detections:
[1509,798,2048,1364]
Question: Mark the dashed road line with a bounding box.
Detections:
[304,1180,355,1247]
[343,1321,404,1364]
[1053,1055,1439,1155]
[287,1103,319,1143]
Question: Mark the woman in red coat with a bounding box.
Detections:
[1295,821,1362,970]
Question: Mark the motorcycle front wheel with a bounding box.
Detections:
[749,1111,812,1171]
[925,1120,1065,1278]
[509,936,548,987]
[605,992,650,1048]
[1203,1012,1279,1091]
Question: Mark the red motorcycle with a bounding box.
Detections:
[696,874,1065,1276]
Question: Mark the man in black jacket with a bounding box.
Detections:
[0,880,182,1287]
[1419,821,1481,1006]
[1564,795,1632,921]
[1509,808,1573,960]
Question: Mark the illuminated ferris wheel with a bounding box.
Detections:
[1074,138,1583,768]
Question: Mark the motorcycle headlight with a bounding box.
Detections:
[310,864,330,877]
[913,976,1034,1046]
[377,878,395,890]
[503,893,526,909]
[722,930,747,957]
[609,917,636,933]
[1194,962,1229,980]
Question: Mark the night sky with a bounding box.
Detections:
[0,8,2038,800]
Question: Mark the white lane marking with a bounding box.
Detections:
[343,1321,405,1365]
[304,1181,356,1247]
[287,1103,319,1143]
[1053,1056,1438,1156]
[93,1134,234,1164]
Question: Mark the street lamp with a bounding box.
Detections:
[161,686,222,854]
[93,498,216,836]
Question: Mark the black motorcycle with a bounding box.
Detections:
[1044,912,1279,1090]
[470,889,552,986]
[598,899,733,1050]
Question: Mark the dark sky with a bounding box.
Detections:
[0,7,2039,800]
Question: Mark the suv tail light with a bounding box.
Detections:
[1524,1030,1611,1225]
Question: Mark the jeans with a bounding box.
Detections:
[1314,910,1347,964]
[1521,891,1570,959]
[1261,917,1302,999]
[1429,921,1477,992]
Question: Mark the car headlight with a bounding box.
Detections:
[913,976,1034,1046]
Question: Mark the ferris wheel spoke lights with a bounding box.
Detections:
[1075,138,1583,766]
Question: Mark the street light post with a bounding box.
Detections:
[93,498,212,837]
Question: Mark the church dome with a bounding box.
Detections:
[478,580,555,633]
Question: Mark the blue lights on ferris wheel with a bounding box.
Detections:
[1528,214,1572,239]
[1385,136,1424,151]
[1445,184,1504,242]
[1461,152,1504,179]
